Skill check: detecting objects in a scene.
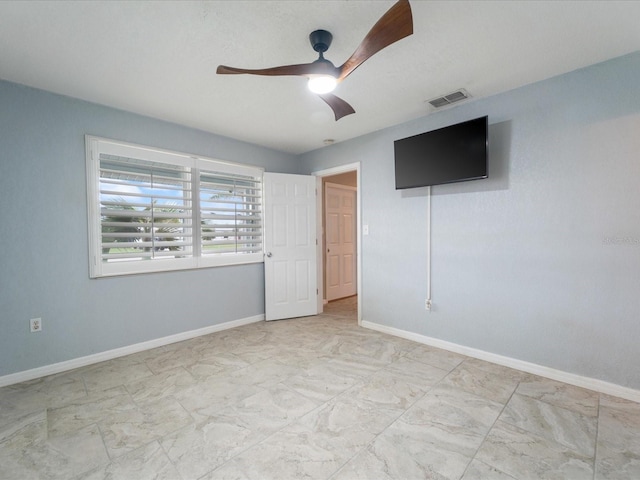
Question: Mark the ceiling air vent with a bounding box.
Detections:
[427,89,470,109]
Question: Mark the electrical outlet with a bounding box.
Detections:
[30,318,42,333]
[425,299,432,311]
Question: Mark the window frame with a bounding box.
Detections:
[86,135,264,278]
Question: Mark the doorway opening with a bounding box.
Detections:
[322,295,358,320]
[313,163,361,324]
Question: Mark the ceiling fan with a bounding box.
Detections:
[216,0,413,121]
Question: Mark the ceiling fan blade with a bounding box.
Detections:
[318,94,356,121]
[217,61,338,77]
[337,0,413,81]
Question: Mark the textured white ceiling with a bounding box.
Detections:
[1,1,639,154]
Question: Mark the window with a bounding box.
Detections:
[86,136,263,277]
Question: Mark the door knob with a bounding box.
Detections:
[265,252,272,257]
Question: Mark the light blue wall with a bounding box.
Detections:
[0,81,300,377]
[300,52,640,390]
[3,53,640,390]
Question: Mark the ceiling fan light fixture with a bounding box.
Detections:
[307,75,337,94]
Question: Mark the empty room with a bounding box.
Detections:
[1,1,639,479]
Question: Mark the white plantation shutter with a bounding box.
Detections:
[100,155,193,261]
[199,170,262,256]
[86,136,264,277]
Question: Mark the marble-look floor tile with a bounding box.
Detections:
[299,391,399,433]
[311,333,359,354]
[346,337,408,365]
[47,385,136,437]
[333,418,475,480]
[125,366,196,405]
[463,357,532,381]
[203,426,348,480]
[229,342,283,364]
[461,459,517,480]
[334,383,496,479]
[595,396,640,479]
[383,357,450,389]
[0,395,45,433]
[99,396,193,458]
[0,370,87,428]
[226,358,304,389]
[291,393,400,459]
[476,420,594,480]
[142,346,206,375]
[595,443,640,480]
[0,412,109,480]
[82,359,155,393]
[2,369,86,397]
[119,343,179,365]
[325,353,383,377]
[217,384,321,435]
[600,393,640,413]
[314,335,401,367]
[271,347,332,370]
[184,353,252,380]
[160,416,266,479]
[442,360,524,404]
[394,391,493,457]
[75,440,181,480]
[281,361,362,402]
[598,396,640,451]
[516,375,599,417]
[214,325,270,347]
[500,393,597,457]
[173,376,262,423]
[341,368,428,413]
[0,411,48,450]
[406,344,467,372]
[409,383,503,435]
[187,330,246,351]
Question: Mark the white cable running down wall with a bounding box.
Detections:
[426,186,432,309]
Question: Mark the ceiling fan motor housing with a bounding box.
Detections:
[310,30,333,53]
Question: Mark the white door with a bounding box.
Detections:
[325,183,357,301]
[263,172,318,321]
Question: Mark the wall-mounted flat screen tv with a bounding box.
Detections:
[394,116,488,189]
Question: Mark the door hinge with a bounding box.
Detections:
[316,288,319,295]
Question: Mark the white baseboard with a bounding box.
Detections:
[0,314,264,388]
[362,320,640,403]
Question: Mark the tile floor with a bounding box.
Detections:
[1,296,639,479]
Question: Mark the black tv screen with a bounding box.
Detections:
[394,116,488,189]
